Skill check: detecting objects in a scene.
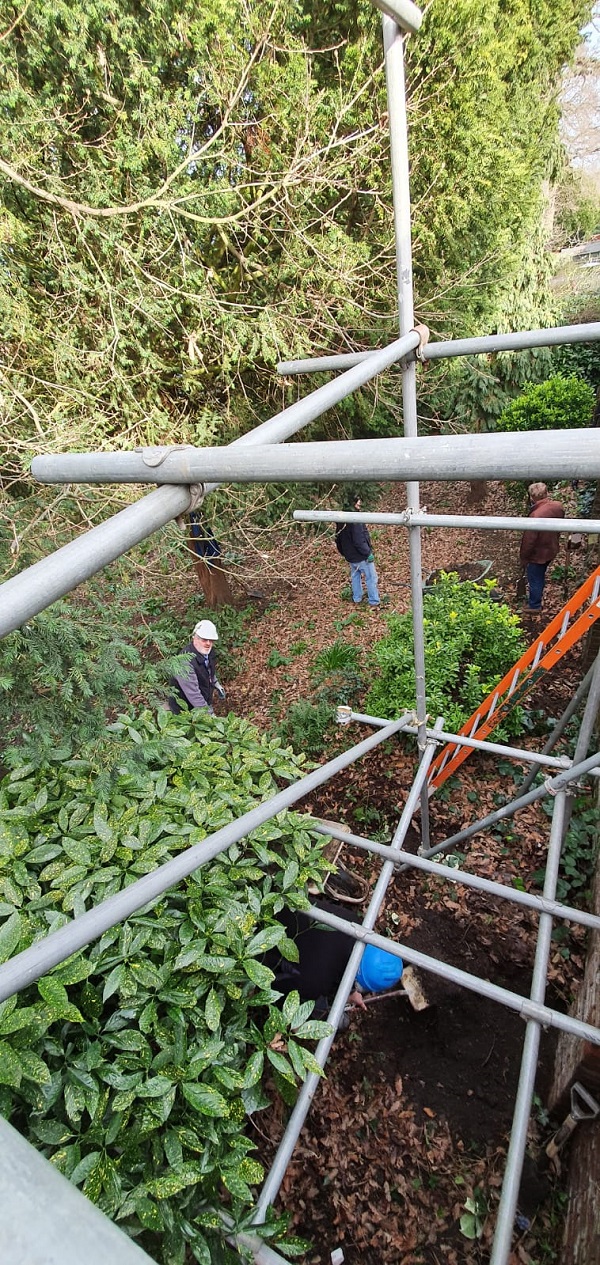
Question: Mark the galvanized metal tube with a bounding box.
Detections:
[298,901,600,1045]
[0,1115,155,1265]
[560,647,600,839]
[518,665,595,796]
[347,711,573,769]
[310,821,600,932]
[277,322,600,375]
[0,485,193,639]
[0,717,408,1003]
[425,751,600,859]
[253,720,443,1220]
[489,790,568,1265]
[32,332,419,489]
[371,0,422,35]
[31,429,600,486]
[390,16,430,840]
[294,508,600,535]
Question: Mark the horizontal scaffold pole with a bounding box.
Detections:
[32,429,600,486]
[294,509,600,534]
[0,485,193,639]
[277,321,600,375]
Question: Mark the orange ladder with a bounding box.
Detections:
[427,565,600,793]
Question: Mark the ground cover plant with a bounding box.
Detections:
[366,575,526,733]
[0,708,332,1263]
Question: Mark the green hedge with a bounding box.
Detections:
[0,709,329,1263]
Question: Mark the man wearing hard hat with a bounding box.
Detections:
[169,619,226,714]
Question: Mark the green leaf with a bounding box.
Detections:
[291,1020,332,1041]
[137,1076,174,1099]
[243,959,274,989]
[134,1196,163,1231]
[0,1041,22,1087]
[282,990,301,1026]
[19,1050,51,1084]
[145,1164,203,1198]
[245,924,284,956]
[204,987,223,1033]
[182,1082,229,1117]
[221,1169,253,1203]
[93,807,115,845]
[282,860,299,891]
[243,1050,264,1088]
[71,1152,101,1186]
[38,977,83,1022]
[266,1048,295,1083]
[32,1119,74,1146]
[0,911,22,964]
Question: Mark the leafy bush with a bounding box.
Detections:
[366,576,526,734]
[495,375,595,434]
[0,708,331,1263]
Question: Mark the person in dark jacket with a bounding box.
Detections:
[169,619,226,714]
[519,483,565,612]
[335,495,381,609]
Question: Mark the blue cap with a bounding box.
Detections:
[355,945,403,993]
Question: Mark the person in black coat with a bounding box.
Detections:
[169,619,226,714]
[335,495,381,609]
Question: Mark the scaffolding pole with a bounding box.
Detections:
[0,717,408,1003]
[294,508,600,535]
[299,900,600,1046]
[424,750,600,860]
[383,11,430,849]
[518,663,595,795]
[0,1115,155,1265]
[341,709,575,770]
[31,429,600,487]
[253,718,443,1222]
[277,321,600,375]
[310,820,600,933]
[490,790,568,1265]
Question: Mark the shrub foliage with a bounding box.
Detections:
[495,375,595,434]
[0,709,330,1262]
[366,576,526,734]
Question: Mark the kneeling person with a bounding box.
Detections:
[169,619,226,714]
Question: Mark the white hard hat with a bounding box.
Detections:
[193,619,218,641]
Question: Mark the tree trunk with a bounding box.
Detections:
[190,553,234,607]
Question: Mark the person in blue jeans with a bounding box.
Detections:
[335,495,381,609]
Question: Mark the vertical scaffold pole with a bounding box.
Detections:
[382,14,431,847]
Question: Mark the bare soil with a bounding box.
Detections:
[218,479,593,1264]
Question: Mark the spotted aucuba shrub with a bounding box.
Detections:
[366,575,526,735]
[0,708,331,1264]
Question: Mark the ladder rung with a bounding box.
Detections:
[532,641,544,668]
[560,611,571,637]
[592,577,600,602]
[508,668,520,696]
[488,692,500,717]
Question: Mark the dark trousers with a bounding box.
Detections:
[526,562,548,611]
